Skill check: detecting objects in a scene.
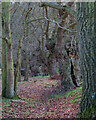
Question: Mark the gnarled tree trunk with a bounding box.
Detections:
[77,2,96,119]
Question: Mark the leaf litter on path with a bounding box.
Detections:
[2,77,82,118]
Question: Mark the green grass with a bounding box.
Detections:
[69,98,81,103]
[56,68,59,73]
[48,86,82,105]
[44,85,47,88]
[2,97,13,107]
[52,87,82,99]
[65,87,82,96]
[33,67,59,78]
[33,75,50,78]
[2,97,20,107]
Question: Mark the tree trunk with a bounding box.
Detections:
[2,40,7,97]
[56,7,74,91]
[24,3,31,81]
[17,58,21,82]
[48,52,57,76]
[57,47,74,90]
[6,45,14,98]
[2,2,14,98]
[77,2,96,119]
[51,55,57,75]
[24,50,29,81]
[14,20,26,92]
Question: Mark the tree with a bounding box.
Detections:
[14,6,32,92]
[56,2,75,90]
[77,2,96,119]
[2,2,14,98]
[2,2,32,97]
[40,2,79,91]
[23,3,31,81]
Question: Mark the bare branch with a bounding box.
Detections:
[25,7,32,22]
[45,17,77,33]
[27,16,76,33]
[45,6,49,40]
[40,2,76,18]
[63,6,76,18]
[40,2,64,10]
[63,22,77,33]
[27,17,45,24]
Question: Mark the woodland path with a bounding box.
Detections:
[2,77,81,118]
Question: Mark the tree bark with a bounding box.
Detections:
[24,3,32,81]
[2,2,14,98]
[56,3,74,91]
[77,2,96,119]
[14,22,26,91]
[47,52,57,76]
[2,40,7,97]
[24,50,29,81]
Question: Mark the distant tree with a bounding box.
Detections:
[23,3,31,81]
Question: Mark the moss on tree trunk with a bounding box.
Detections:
[2,2,14,98]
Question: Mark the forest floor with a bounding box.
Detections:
[1,77,82,119]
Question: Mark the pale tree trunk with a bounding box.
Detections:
[2,2,14,98]
[24,50,29,81]
[14,6,33,91]
[17,56,21,82]
[2,40,7,97]
[24,3,31,81]
[77,2,96,119]
[14,17,27,92]
[6,45,14,98]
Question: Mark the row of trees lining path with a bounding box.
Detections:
[1,2,96,119]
